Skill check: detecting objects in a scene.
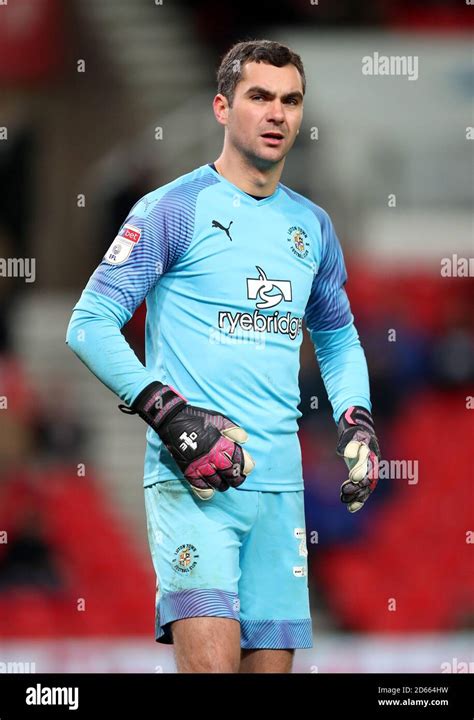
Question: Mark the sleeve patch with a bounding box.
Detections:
[104,224,142,265]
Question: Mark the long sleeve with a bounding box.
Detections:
[65,190,190,406]
[65,289,157,407]
[305,208,371,423]
[308,322,371,423]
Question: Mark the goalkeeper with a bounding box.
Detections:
[66,39,380,674]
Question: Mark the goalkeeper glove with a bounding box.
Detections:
[336,406,381,513]
[118,382,255,500]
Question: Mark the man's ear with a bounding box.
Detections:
[213,93,229,126]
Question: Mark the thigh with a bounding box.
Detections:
[238,490,313,649]
[173,617,241,673]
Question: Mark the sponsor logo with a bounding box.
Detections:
[218,309,302,342]
[294,528,308,557]
[212,219,234,242]
[247,266,292,309]
[179,431,198,452]
[217,266,302,341]
[293,566,307,578]
[104,223,142,265]
[119,224,141,243]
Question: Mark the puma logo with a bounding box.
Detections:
[212,219,233,242]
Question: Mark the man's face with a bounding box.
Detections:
[219,61,304,169]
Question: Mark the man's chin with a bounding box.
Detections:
[251,148,287,169]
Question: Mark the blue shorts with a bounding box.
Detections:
[144,479,313,649]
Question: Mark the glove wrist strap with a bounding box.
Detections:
[118,381,187,432]
[337,405,380,460]
[338,405,375,433]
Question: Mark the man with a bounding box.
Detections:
[66,39,381,673]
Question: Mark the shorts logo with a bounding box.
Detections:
[172,544,199,574]
[293,566,307,577]
[104,223,142,265]
[294,528,308,558]
[287,226,309,259]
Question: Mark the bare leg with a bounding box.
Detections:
[171,617,241,673]
[239,648,295,673]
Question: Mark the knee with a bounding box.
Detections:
[175,645,240,673]
[183,655,240,673]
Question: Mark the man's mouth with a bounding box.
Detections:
[261,132,285,145]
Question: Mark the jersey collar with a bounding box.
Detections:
[206,163,282,206]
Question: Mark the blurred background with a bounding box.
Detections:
[0,0,472,673]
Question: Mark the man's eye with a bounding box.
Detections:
[251,95,264,101]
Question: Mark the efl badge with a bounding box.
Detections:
[104,223,142,265]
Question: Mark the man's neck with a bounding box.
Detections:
[213,150,284,197]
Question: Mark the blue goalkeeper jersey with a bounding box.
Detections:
[67,162,371,491]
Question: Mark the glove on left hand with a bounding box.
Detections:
[336,406,381,513]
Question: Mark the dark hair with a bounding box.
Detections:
[217,39,306,107]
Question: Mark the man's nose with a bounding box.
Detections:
[265,99,285,121]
